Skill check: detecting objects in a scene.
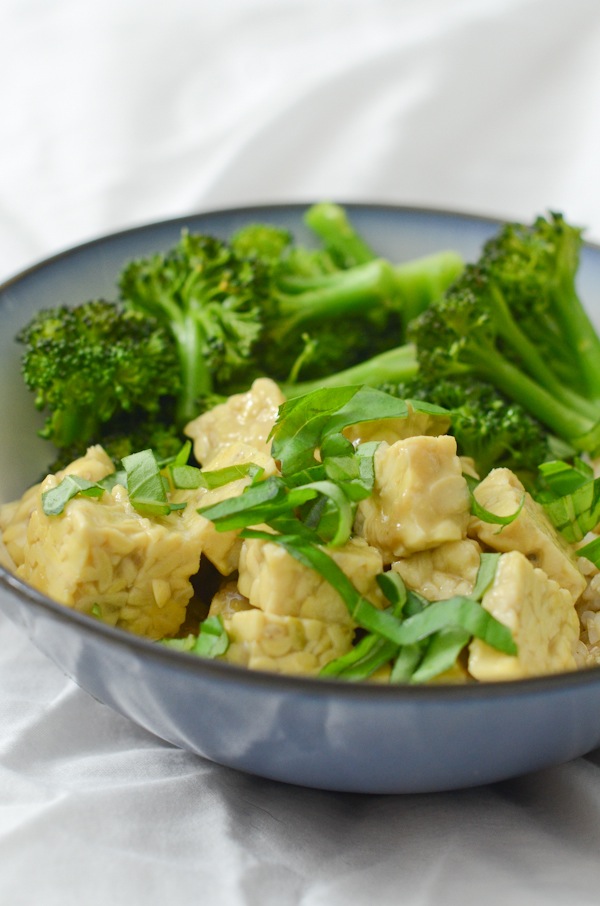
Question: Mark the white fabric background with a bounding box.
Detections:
[2,1,600,903]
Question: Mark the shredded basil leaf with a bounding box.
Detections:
[162,615,229,659]
[121,449,172,516]
[542,477,600,543]
[578,535,600,567]
[42,475,106,516]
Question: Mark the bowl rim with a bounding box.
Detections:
[0,200,522,290]
[2,199,600,703]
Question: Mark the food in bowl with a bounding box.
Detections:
[2,202,600,687]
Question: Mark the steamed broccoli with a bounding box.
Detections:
[230,204,463,381]
[409,217,600,454]
[286,214,600,453]
[257,258,401,380]
[467,212,600,400]
[119,225,400,408]
[17,299,183,466]
[17,203,464,471]
[119,230,268,425]
[305,202,466,324]
[230,221,400,379]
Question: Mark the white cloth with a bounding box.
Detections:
[2,1,600,903]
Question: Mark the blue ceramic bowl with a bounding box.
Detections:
[2,203,600,794]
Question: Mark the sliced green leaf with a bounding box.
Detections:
[42,475,106,516]
[578,535,600,567]
[322,386,411,437]
[162,615,229,659]
[409,627,470,684]
[172,461,264,491]
[197,475,316,530]
[390,644,424,683]
[297,480,355,546]
[470,552,500,601]
[538,458,594,496]
[270,385,446,480]
[543,477,600,543]
[470,491,525,527]
[319,432,355,460]
[122,449,173,516]
[270,386,359,476]
[192,615,230,658]
[394,596,517,654]
[320,633,397,680]
[376,570,408,613]
[170,464,205,489]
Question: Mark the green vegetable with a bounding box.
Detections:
[121,449,181,517]
[283,211,600,473]
[409,213,600,454]
[305,201,465,322]
[119,231,266,425]
[578,536,600,567]
[42,474,107,516]
[230,227,402,382]
[322,553,505,684]
[303,201,379,268]
[232,202,463,383]
[537,457,594,497]
[535,457,600,566]
[270,384,446,480]
[162,615,229,659]
[42,448,186,518]
[540,469,600,545]
[17,299,182,468]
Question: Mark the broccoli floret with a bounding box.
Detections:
[230,205,462,383]
[258,259,403,380]
[228,223,293,265]
[119,230,267,424]
[284,211,600,464]
[231,220,402,380]
[304,201,379,268]
[305,202,465,323]
[409,223,600,454]
[470,212,600,400]
[49,410,185,472]
[17,299,181,465]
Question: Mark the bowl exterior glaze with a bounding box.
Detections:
[2,204,600,794]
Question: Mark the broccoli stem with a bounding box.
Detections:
[304,202,377,267]
[170,317,212,425]
[275,252,462,326]
[393,251,465,323]
[44,407,102,449]
[283,343,418,398]
[486,283,600,420]
[552,269,600,400]
[304,202,464,325]
[463,343,600,450]
[269,259,397,341]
